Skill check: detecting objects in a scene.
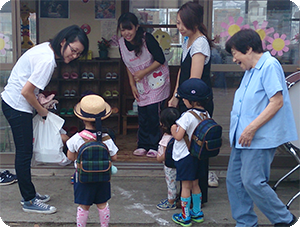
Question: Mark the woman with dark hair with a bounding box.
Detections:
[168,1,214,208]
[1,25,89,214]
[169,1,213,115]
[117,12,170,158]
[226,29,298,226]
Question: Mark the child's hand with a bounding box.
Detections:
[171,124,185,141]
[157,152,165,163]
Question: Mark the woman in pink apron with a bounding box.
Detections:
[118,12,170,158]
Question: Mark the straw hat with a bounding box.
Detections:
[74,94,111,121]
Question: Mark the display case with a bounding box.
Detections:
[44,58,122,136]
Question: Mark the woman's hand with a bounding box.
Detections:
[131,85,140,101]
[38,107,49,118]
[21,81,49,118]
[238,124,256,147]
[168,97,179,108]
[133,69,145,82]
[238,92,283,147]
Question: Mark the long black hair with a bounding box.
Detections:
[117,12,145,57]
[160,107,180,135]
[50,25,89,60]
[178,1,213,48]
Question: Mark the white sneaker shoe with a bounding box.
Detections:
[208,171,219,187]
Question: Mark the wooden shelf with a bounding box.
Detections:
[44,58,122,136]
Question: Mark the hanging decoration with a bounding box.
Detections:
[266,33,290,56]
[0,33,10,55]
[81,24,91,35]
[152,29,174,62]
[219,16,292,57]
[220,16,250,41]
[20,2,35,50]
[252,21,274,50]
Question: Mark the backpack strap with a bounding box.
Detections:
[79,130,111,142]
[188,110,209,121]
[183,110,209,150]
[79,130,96,140]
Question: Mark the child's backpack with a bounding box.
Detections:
[76,130,112,183]
[164,137,176,168]
[185,110,222,160]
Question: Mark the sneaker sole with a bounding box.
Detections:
[172,217,192,227]
[156,205,177,211]
[22,207,57,214]
[191,217,204,223]
[0,179,18,186]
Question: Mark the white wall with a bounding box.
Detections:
[39,0,121,58]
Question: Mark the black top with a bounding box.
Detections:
[124,32,166,64]
[179,49,212,88]
[178,49,214,116]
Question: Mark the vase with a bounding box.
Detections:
[99,50,108,59]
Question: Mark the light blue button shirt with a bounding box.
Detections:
[230,52,298,149]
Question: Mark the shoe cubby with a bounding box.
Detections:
[44,59,122,136]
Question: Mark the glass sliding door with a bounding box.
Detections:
[0,0,20,154]
[1,0,36,157]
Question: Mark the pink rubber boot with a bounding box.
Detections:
[98,203,110,227]
[77,206,89,227]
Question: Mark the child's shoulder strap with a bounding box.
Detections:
[79,130,96,141]
[79,130,111,142]
[184,110,209,149]
[188,110,209,121]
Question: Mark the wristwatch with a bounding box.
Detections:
[175,92,180,99]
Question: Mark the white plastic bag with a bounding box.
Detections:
[32,112,69,165]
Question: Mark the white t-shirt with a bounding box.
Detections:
[1,42,56,113]
[182,36,210,65]
[172,109,209,161]
[66,132,118,168]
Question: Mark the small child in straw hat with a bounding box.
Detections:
[66,94,118,227]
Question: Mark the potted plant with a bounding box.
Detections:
[97,37,111,59]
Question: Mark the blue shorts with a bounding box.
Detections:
[175,154,201,181]
[74,180,111,205]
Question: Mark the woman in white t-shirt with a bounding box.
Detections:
[168,2,214,207]
[1,25,89,214]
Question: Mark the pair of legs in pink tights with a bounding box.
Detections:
[77,202,110,227]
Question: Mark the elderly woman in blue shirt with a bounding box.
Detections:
[225,29,298,227]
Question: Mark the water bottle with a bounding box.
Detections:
[133,99,138,113]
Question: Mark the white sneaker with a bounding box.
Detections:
[208,171,219,187]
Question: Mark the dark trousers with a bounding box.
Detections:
[137,101,164,151]
[2,100,36,201]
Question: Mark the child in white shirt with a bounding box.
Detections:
[67,94,118,227]
[171,78,212,226]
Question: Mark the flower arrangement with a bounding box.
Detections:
[98,37,111,51]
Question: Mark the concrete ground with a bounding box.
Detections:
[0,166,299,227]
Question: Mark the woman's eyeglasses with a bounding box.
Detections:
[68,44,82,57]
